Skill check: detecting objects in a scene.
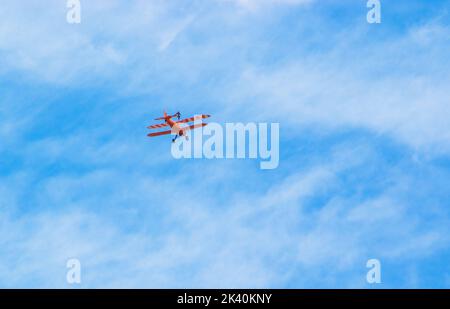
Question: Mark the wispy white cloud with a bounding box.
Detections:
[223,21,450,152]
[1,0,450,288]
[158,15,196,51]
[223,0,313,11]
[1,141,448,287]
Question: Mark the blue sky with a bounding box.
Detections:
[0,0,450,288]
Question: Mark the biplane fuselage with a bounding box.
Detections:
[147,112,211,142]
[165,115,184,136]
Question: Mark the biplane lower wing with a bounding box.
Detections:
[184,123,208,131]
[147,129,172,137]
[147,124,207,137]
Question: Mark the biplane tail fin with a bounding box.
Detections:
[155,111,169,121]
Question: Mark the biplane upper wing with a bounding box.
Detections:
[147,123,169,129]
[147,129,172,137]
[147,115,210,129]
[177,114,211,124]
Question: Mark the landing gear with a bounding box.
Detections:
[172,133,184,143]
[172,130,186,143]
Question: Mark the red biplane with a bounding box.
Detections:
[147,111,211,143]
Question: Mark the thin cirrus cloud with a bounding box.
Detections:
[222,19,450,152]
[224,0,313,10]
[1,141,448,288]
[0,0,450,288]
[0,0,314,84]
